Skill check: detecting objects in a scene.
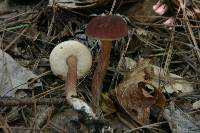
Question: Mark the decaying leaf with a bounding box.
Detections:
[164,101,200,133]
[0,49,39,96]
[116,59,156,124]
[48,0,111,9]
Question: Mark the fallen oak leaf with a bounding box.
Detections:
[116,59,156,124]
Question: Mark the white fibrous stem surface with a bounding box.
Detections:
[68,97,96,119]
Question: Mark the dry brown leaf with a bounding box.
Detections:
[116,59,155,124]
[154,86,166,109]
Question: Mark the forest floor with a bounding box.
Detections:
[0,0,200,133]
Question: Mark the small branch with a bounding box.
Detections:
[0,114,13,133]
[124,121,168,133]
[0,97,68,106]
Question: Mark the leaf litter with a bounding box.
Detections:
[0,0,200,132]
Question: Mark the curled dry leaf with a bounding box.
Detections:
[116,59,156,124]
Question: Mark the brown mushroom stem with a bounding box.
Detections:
[65,55,78,98]
[91,40,112,112]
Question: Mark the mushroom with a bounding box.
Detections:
[49,40,95,118]
[50,40,92,97]
[86,15,128,112]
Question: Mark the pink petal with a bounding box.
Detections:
[163,18,174,30]
[153,0,163,11]
[155,4,168,15]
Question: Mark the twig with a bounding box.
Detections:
[0,11,34,25]
[0,114,13,133]
[124,121,168,133]
[178,0,200,62]
[4,26,29,51]
[163,29,175,75]
[48,122,67,133]
[117,113,135,129]
[109,0,116,15]
[0,26,56,46]
[0,125,50,131]
[32,84,64,100]
[0,97,68,106]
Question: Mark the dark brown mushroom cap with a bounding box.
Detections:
[86,15,128,40]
